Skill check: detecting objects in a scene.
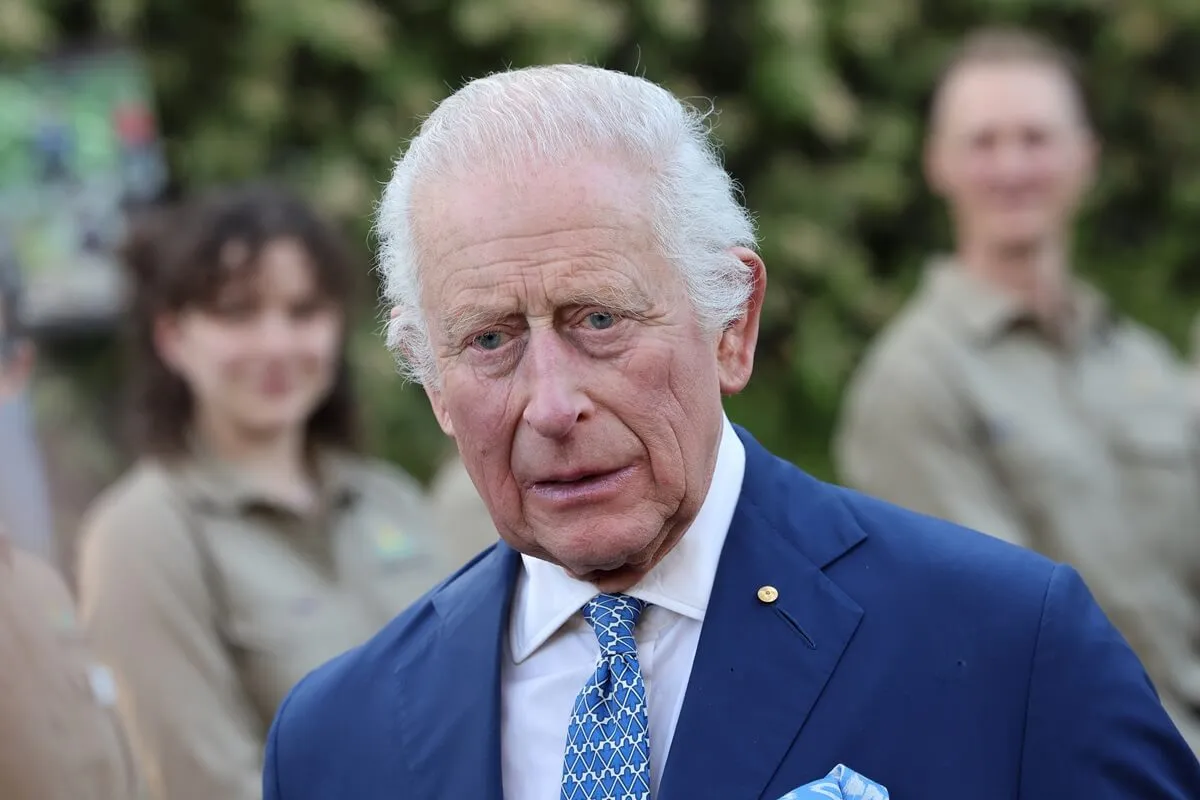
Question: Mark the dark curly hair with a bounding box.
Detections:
[121,182,361,457]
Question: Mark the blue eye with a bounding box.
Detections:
[473,331,506,350]
[586,311,615,330]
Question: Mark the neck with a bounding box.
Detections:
[193,414,314,496]
[957,236,1071,323]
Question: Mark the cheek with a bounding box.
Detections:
[172,337,240,391]
[441,369,520,473]
[618,337,721,475]
[306,326,343,371]
[1046,160,1088,200]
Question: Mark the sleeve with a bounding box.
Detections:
[76,482,263,800]
[1019,564,1200,796]
[833,359,1031,547]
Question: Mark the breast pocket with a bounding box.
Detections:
[224,590,371,722]
[987,420,1113,513]
[1110,414,1194,467]
[1109,405,1200,543]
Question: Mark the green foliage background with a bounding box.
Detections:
[6,0,1200,485]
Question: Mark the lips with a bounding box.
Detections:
[524,465,637,507]
[532,468,618,486]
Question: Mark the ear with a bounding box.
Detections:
[716,248,766,395]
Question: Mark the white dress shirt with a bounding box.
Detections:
[501,415,746,798]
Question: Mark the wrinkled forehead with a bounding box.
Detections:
[411,159,674,333]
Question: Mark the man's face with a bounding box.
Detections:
[412,157,763,591]
[926,61,1097,253]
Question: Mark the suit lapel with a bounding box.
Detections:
[398,544,520,800]
[659,430,867,800]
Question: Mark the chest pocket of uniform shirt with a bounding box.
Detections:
[220,571,368,725]
[183,515,357,724]
[984,416,1104,505]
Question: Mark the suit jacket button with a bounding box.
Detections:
[757,585,779,603]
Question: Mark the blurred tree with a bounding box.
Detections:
[3,0,1199,484]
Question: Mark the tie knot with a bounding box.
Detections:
[582,593,645,656]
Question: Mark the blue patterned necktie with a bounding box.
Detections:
[561,593,651,800]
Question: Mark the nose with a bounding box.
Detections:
[521,329,592,440]
[993,138,1033,181]
[255,311,296,353]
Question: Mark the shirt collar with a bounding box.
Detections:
[169,443,360,517]
[923,257,1113,346]
[509,414,746,664]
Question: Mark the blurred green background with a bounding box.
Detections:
[4,0,1199,487]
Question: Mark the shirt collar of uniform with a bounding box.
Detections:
[509,413,746,664]
[923,256,1113,345]
[170,440,360,516]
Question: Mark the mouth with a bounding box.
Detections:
[527,466,636,506]
[535,467,618,484]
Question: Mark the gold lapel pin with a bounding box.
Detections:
[757,585,779,604]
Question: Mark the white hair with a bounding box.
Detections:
[376,64,758,385]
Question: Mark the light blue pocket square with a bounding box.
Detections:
[776,764,889,799]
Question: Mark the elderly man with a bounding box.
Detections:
[834,29,1200,750]
[263,65,1200,798]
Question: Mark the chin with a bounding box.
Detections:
[583,564,653,593]
[539,519,670,585]
[234,409,310,438]
[984,213,1053,247]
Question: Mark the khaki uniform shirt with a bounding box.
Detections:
[0,537,143,799]
[77,451,453,800]
[428,456,498,567]
[835,262,1200,750]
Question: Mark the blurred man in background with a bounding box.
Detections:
[0,239,56,564]
[0,240,144,799]
[836,27,1200,750]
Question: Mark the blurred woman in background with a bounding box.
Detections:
[76,184,451,800]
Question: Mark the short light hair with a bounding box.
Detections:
[930,27,1091,129]
[376,64,758,386]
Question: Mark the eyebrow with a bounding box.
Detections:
[439,283,654,344]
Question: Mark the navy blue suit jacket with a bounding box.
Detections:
[264,428,1200,798]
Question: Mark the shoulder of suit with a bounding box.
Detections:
[827,482,1058,597]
